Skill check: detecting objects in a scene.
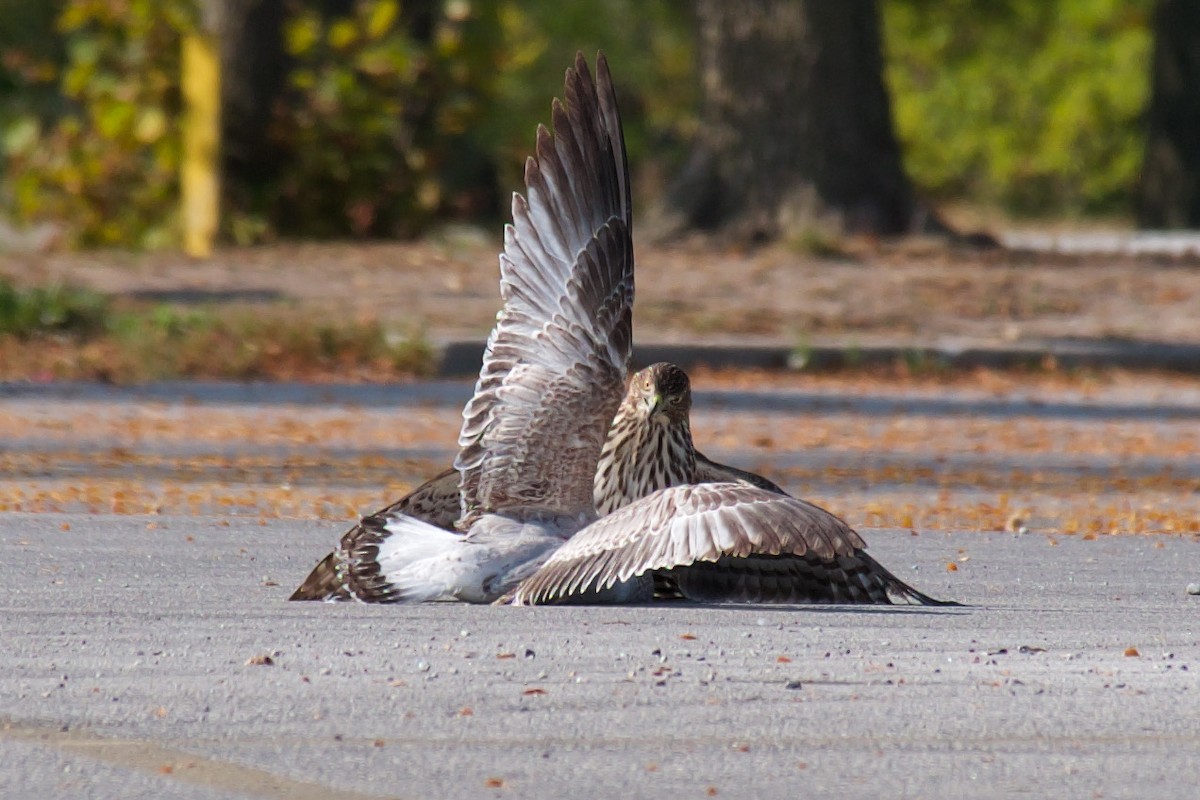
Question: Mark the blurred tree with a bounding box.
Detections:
[208,0,291,194]
[1137,0,1200,228]
[208,0,499,239]
[3,0,192,248]
[0,1,64,124]
[481,1,694,204]
[212,0,443,205]
[885,1,1150,218]
[665,0,939,241]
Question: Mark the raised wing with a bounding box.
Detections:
[456,52,633,525]
[510,482,956,606]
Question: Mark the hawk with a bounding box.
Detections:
[514,361,954,605]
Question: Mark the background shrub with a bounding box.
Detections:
[0,0,1159,247]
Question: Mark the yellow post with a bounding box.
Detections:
[181,33,220,258]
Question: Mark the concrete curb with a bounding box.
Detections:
[436,338,1200,377]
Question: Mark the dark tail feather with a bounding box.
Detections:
[289,551,349,601]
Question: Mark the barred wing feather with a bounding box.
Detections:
[510,483,869,604]
[456,52,633,526]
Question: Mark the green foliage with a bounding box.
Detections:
[268,0,500,238]
[3,0,192,247]
[0,0,1164,247]
[0,277,111,338]
[483,0,695,198]
[884,0,1153,215]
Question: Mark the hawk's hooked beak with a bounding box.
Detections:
[643,391,662,416]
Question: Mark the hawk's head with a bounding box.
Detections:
[625,362,692,423]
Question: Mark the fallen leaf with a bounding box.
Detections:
[245,654,274,666]
[485,777,504,788]
[776,656,792,663]
[946,562,958,572]
[1124,647,1140,657]
[680,633,697,640]
[522,688,547,696]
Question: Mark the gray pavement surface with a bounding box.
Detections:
[3,376,1200,797]
[2,513,1198,799]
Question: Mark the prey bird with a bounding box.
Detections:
[287,52,636,603]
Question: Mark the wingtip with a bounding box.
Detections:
[594,50,611,82]
[572,49,592,80]
[880,564,963,607]
[905,589,965,607]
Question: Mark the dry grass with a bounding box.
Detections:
[0,282,436,383]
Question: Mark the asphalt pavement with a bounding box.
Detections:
[2,513,1197,799]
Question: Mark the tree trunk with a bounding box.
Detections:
[207,0,455,229]
[666,0,936,241]
[203,0,291,187]
[1137,0,1200,228]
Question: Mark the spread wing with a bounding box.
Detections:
[510,482,958,606]
[456,52,633,525]
[510,483,866,603]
